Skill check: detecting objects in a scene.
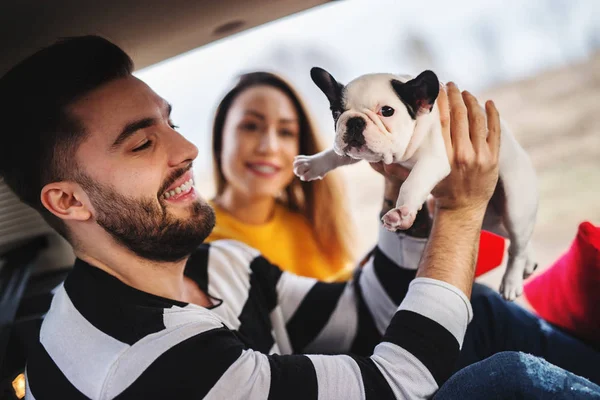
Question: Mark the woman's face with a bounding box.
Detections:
[220,85,301,200]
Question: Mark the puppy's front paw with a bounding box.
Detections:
[499,271,524,301]
[382,206,417,231]
[293,155,326,181]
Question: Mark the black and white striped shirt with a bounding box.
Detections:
[25,227,472,399]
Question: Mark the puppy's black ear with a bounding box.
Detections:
[310,67,344,106]
[392,70,440,119]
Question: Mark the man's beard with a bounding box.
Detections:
[77,172,215,262]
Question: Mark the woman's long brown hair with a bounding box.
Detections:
[211,71,356,267]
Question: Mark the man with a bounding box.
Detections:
[0,36,598,399]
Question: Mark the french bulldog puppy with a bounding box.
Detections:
[293,67,538,300]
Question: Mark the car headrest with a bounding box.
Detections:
[0,180,74,272]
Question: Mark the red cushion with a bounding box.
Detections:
[524,221,600,345]
[475,230,507,277]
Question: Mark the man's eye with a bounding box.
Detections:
[169,122,179,129]
[132,140,152,152]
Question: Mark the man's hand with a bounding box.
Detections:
[416,82,501,298]
[369,162,410,185]
[432,82,501,215]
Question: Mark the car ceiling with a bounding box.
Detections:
[0,0,331,76]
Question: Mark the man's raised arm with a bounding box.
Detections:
[198,82,503,399]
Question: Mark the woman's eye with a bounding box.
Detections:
[279,129,296,138]
[241,122,259,131]
[132,140,152,152]
[380,106,395,117]
[169,123,179,129]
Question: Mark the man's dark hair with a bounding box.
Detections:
[0,35,134,239]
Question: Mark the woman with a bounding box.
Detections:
[206,71,356,281]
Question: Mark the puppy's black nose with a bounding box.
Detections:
[344,117,366,148]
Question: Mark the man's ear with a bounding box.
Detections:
[310,67,345,107]
[41,181,92,222]
[391,70,440,119]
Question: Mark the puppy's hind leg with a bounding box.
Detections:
[482,182,510,238]
[498,177,539,301]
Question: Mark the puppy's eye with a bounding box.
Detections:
[332,110,341,120]
[380,106,395,117]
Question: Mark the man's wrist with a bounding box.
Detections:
[434,204,487,225]
[416,206,484,299]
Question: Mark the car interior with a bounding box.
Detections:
[2,1,599,398]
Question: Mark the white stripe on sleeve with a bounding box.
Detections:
[377,225,427,270]
[307,354,365,400]
[358,257,397,335]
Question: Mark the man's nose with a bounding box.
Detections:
[167,130,198,167]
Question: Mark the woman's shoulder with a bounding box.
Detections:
[204,200,244,243]
[273,203,311,227]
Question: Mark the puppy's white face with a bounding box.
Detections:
[336,73,415,164]
[310,68,440,164]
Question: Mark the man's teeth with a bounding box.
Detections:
[250,164,277,174]
[164,179,194,199]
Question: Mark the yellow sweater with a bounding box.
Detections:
[205,202,352,282]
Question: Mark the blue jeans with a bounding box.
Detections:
[436,352,600,399]
[458,283,600,385]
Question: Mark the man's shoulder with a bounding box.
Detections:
[27,311,245,399]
